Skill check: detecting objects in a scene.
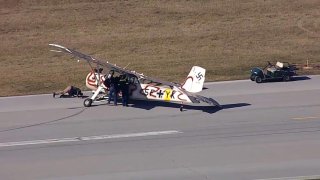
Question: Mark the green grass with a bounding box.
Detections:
[1,0,320,96]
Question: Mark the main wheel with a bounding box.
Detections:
[84,98,93,107]
[255,76,262,83]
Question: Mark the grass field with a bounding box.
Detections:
[1,0,320,96]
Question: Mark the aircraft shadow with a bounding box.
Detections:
[129,100,251,114]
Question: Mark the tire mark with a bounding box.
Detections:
[0,108,87,133]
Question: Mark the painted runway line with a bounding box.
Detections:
[292,116,319,120]
[255,174,320,180]
[0,130,182,148]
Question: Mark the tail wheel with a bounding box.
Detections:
[255,76,262,83]
[84,98,93,107]
[180,105,183,112]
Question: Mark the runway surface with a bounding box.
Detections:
[0,75,320,180]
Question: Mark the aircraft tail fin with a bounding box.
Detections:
[182,66,206,93]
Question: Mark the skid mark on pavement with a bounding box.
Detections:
[0,108,87,133]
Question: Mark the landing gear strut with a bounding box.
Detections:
[180,102,184,112]
[83,85,105,107]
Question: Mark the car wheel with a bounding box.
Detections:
[283,75,290,81]
[255,76,262,83]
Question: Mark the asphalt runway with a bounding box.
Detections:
[0,75,320,180]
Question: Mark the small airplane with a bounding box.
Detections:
[49,44,221,111]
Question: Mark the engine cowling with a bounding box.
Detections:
[85,72,106,91]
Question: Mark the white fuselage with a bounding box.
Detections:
[85,72,192,103]
[130,84,192,103]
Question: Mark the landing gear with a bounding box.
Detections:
[84,98,93,107]
[83,86,107,107]
[180,102,184,112]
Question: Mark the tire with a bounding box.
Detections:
[250,75,255,81]
[255,76,262,83]
[83,98,93,107]
[180,106,183,112]
[283,75,290,82]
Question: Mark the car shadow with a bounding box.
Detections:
[260,75,311,83]
[130,100,251,114]
[291,76,311,81]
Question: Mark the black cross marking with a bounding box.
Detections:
[157,90,164,98]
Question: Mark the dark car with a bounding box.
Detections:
[250,62,298,83]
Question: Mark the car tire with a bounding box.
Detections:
[255,76,262,83]
[283,75,290,81]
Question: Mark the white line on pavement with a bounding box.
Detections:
[0,130,182,148]
[255,174,320,180]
